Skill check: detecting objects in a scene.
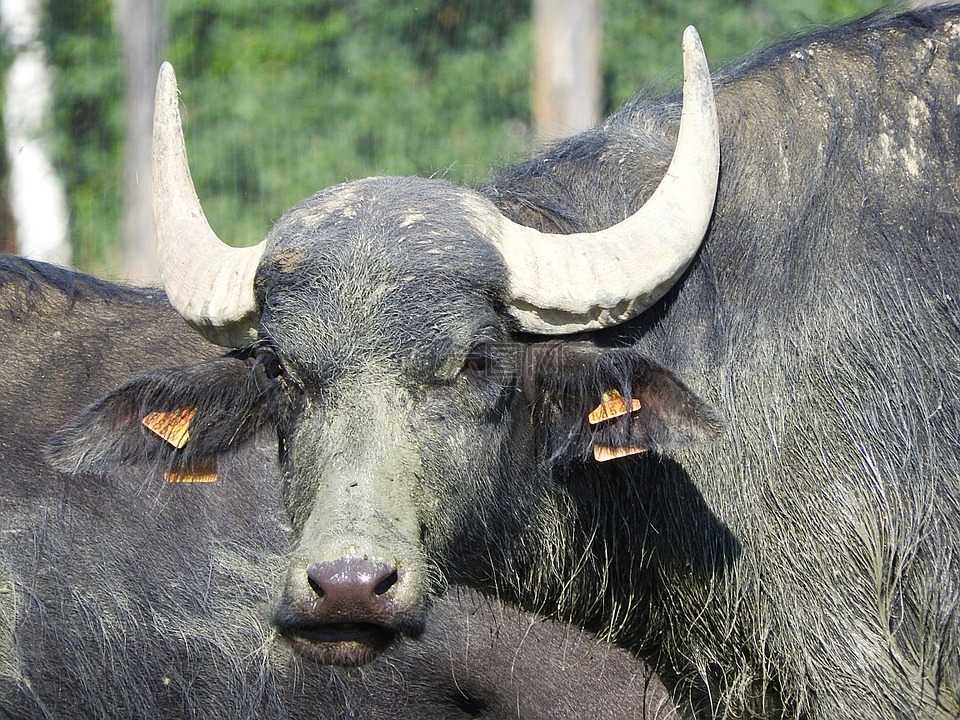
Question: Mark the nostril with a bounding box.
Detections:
[373,568,398,596]
[304,558,400,604]
[307,574,325,598]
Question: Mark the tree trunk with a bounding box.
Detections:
[0,0,71,265]
[115,0,163,284]
[532,0,602,141]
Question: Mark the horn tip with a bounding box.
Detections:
[682,26,705,55]
[155,62,180,110]
[681,26,712,88]
[158,61,175,82]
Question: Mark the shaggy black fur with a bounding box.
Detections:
[487,6,960,717]
[47,5,960,719]
[2,256,676,719]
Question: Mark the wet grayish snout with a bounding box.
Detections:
[306,557,400,609]
[276,556,421,666]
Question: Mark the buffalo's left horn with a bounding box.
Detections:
[494,26,720,334]
[152,62,265,348]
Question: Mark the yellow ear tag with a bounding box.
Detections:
[165,461,218,483]
[588,390,641,425]
[590,390,645,462]
[141,406,196,449]
[593,445,646,463]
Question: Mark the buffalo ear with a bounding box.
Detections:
[528,342,723,463]
[44,354,272,478]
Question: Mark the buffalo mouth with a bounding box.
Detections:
[275,556,428,665]
[278,620,397,666]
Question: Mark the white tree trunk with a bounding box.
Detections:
[532,0,602,141]
[114,0,162,284]
[1,0,71,266]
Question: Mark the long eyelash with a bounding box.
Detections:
[463,343,494,373]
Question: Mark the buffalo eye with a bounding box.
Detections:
[461,342,521,384]
[254,346,286,381]
[462,343,494,380]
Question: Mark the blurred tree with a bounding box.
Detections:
[114,0,162,282]
[160,0,532,250]
[2,0,70,265]
[533,0,601,141]
[43,0,122,274]
[601,0,894,110]
[38,0,892,277]
[0,149,13,255]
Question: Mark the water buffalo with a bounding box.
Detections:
[0,257,676,718]
[48,5,960,719]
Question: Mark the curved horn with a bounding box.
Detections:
[153,62,265,347]
[495,26,719,334]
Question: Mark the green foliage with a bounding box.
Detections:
[160,1,532,248]
[43,0,123,272]
[602,0,895,109]
[41,0,892,273]
[0,32,12,253]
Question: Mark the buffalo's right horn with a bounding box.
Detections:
[152,62,265,348]
[493,26,720,334]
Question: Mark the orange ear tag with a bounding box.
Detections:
[593,445,646,462]
[141,407,218,483]
[588,390,641,425]
[141,406,196,449]
[165,462,218,483]
[589,390,644,462]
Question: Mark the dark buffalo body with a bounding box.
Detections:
[0,259,676,718]
[44,6,960,720]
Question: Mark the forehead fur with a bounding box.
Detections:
[254,177,511,375]
[256,176,508,299]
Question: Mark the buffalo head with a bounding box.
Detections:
[47,28,723,666]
